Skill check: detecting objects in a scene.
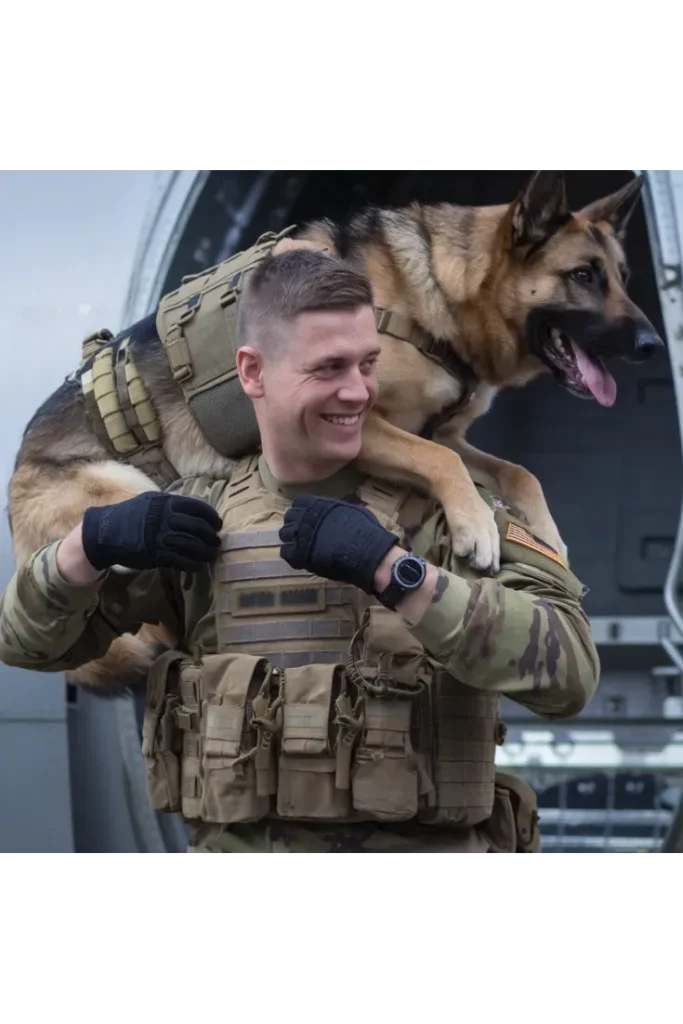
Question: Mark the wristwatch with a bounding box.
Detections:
[377,553,427,610]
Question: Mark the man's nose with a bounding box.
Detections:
[338,369,370,404]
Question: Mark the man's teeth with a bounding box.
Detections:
[322,414,361,425]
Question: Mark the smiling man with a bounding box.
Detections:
[234,250,379,480]
[0,249,600,854]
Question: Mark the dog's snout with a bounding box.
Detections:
[633,326,664,362]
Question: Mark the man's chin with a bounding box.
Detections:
[319,435,362,463]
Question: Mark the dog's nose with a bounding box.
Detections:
[633,327,664,362]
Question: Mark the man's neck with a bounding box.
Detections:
[258,452,365,501]
[261,446,346,485]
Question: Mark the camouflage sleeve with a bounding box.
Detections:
[0,475,227,674]
[406,492,600,719]
[0,541,181,674]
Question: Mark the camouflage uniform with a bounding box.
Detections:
[0,457,600,852]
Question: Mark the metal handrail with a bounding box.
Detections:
[641,172,683,666]
[641,171,683,852]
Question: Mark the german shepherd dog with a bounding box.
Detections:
[8,171,663,690]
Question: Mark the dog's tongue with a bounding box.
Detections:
[570,341,617,407]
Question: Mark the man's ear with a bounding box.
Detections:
[236,345,265,398]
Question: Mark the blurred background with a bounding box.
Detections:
[1,169,683,853]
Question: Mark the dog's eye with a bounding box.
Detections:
[570,266,594,285]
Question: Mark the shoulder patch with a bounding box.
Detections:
[505,522,567,570]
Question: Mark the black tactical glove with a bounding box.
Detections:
[279,494,399,593]
[82,492,222,572]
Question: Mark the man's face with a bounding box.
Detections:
[259,305,380,478]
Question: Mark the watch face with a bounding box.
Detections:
[394,555,426,589]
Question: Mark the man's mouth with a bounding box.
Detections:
[542,327,617,408]
[320,413,363,427]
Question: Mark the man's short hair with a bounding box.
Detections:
[236,248,374,352]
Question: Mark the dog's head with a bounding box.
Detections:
[497,172,663,405]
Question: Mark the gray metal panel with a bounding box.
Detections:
[0,721,73,852]
[66,690,138,854]
[65,677,188,853]
[468,354,678,618]
[0,529,74,851]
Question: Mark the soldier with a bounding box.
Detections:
[0,250,600,853]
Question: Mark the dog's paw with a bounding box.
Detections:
[447,502,500,573]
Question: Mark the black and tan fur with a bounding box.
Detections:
[8,171,662,690]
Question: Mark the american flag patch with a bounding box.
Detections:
[505,522,567,570]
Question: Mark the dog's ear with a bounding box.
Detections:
[509,171,570,251]
[579,176,643,241]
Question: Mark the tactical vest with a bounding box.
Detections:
[141,456,503,831]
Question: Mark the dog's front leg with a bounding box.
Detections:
[358,411,500,572]
[434,427,568,563]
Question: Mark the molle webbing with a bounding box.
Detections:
[355,477,412,522]
[216,536,358,671]
[213,456,415,672]
[215,465,361,671]
[348,606,500,827]
[426,677,500,826]
[155,227,300,458]
[192,655,280,823]
[79,332,178,489]
[276,664,352,820]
